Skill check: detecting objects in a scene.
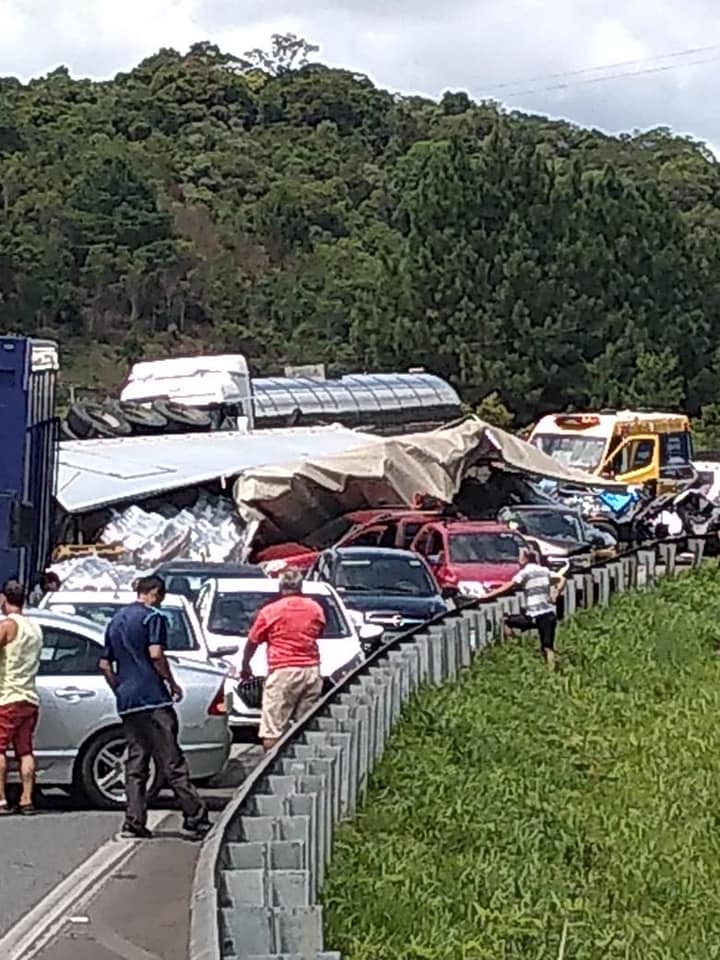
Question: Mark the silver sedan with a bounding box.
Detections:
[7,610,231,809]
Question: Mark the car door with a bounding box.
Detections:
[35,626,117,782]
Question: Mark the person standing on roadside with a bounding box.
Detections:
[98,575,210,840]
[28,570,61,607]
[0,580,43,815]
[240,568,325,752]
[484,548,565,670]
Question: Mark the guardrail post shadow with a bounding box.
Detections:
[636,548,656,589]
[591,566,610,606]
[625,554,638,590]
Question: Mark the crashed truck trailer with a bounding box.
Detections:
[102,357,464,437]
[53,417,622,579]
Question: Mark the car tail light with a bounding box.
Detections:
[207,682,227,716]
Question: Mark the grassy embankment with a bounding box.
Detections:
[323,568,720,959]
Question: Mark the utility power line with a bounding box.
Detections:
[501,54,720,99]
[477,42,720,99]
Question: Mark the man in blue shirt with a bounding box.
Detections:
[99,575,210,839]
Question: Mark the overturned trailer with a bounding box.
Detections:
[232,417,622,554]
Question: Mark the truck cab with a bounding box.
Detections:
[529,411,695,493]
[120,354,255,430]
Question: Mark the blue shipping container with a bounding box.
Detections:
[0,338,59,588]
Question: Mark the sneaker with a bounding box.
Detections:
[182,817,212,839]
[118,823,153,840]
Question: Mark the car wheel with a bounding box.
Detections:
[74,728,161,810]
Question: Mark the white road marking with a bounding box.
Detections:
[0,810,171,960]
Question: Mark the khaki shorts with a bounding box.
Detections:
[259,666,323,740]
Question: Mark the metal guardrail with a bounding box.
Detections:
[189,535,708,960]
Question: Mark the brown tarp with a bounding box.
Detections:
[233,416,622,545]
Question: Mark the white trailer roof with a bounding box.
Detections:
[57,426,377,514]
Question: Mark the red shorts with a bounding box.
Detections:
[0,701,39,757]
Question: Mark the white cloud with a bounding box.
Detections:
[2,0,720,149]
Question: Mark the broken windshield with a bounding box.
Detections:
[531,433,607,471]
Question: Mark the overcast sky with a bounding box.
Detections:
[3,0,720,150]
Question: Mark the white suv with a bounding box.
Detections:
[195,578,381,728]
[39,590,238,667]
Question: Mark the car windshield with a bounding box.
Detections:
[50,602,195,651]
[515,511,584,543]
[334,556,436,597]
[448,533,523,564]
[208,592,350,638]
[532,433,607,471]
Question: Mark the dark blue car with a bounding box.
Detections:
[309,546,448,634]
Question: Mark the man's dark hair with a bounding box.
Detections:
[522,547,540,565]
[41,571,61,590]
[2,579,26,607]
[135,575,166,599]
[278,568,303,594]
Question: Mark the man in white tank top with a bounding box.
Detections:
[0,580,43,814]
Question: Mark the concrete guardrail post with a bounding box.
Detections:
[195,537,701,960]
[658,541,677,577]
[636,549,656,589]
[591,566,610,606]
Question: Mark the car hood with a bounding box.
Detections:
[449,562,520,584]
[203,628,362,678]
[339,593,446,622]
[524,536,589,556]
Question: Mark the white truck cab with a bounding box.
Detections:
[120,354,255,430]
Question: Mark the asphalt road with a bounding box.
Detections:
[0,741,262,941]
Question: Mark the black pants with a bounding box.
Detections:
[121,706,206,830]
[505,611,557,651]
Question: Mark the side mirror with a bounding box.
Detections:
[359,623,384,655]
[441,585,458,599]
[211,645,239,658]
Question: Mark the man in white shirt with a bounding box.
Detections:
[484,548,565,669]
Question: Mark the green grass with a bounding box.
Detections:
[322,568,720,959]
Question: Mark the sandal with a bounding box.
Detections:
[18,803,35,816]
[0,801,9,815]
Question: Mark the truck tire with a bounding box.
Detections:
[59,418,82,441]
[67,403,132,439]
[110,401,168,435]
[151,400,211,433]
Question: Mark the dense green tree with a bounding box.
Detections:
[3,41,720,422]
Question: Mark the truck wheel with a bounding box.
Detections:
[110,401,168,435]
[67,403,132,439]
[59,418,82,441]
[74,728,161,810]
[152,400,211,432]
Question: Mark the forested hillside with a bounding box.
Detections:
[3,35,720,423]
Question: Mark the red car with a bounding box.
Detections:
[410,520,527,598]
[254,509,444,577]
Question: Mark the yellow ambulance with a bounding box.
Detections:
[528,410,695,492]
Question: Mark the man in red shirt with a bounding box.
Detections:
[240,568,325,751]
